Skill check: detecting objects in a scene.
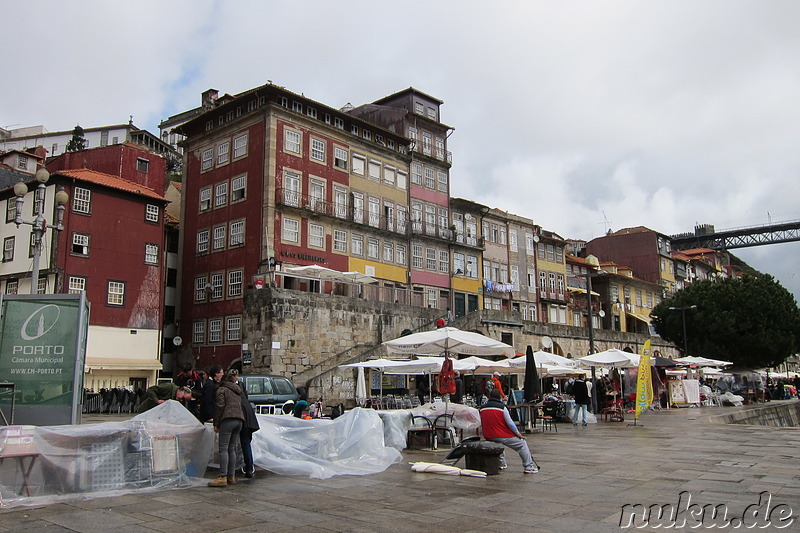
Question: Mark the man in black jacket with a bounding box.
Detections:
[571,378,590,426]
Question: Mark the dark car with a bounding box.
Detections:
[239,375,299,408]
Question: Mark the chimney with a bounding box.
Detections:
[201,89,219,110]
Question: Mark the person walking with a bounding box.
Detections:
[572,377,590,426]
[238,375,260,479]
[479,389,539,474]
[208,372,245,487]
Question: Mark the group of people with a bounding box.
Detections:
[137,364,260,487]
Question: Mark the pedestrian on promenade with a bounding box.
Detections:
[572,377,590,426]
[136,383,193,413]
[479,389,539,474]
[237,373,260,479]
[199,365,224,423]
[208,372,245,487]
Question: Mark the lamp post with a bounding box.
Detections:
[668,305,697,357]
[582,269,607,413]
[14,168,69,294]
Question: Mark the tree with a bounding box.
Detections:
[66,125,87,152]
[651,274,800,369]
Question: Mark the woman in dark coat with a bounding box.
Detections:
[238,376,260,478]
[208,372,244,487]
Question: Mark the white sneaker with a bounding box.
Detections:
[524,466,539,474]
[499,465,507,470]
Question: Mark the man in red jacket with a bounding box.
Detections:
[479,389,539,473]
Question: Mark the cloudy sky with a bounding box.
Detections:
[5,1,799,300]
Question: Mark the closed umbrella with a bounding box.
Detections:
[355,366,367,407]
[523,345,541,403]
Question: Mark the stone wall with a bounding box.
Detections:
[242,288,680,406]
[707,401,800,427]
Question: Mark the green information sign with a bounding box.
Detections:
[0,293,89,425]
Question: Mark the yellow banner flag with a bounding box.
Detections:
[635,339,654,419]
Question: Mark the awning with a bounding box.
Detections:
[626,310,651,324]
[84,358,163,372]
[567,287,600,297]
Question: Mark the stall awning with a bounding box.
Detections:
[567,287,600,297]
[84,358,163,372]
[626,310,651,324]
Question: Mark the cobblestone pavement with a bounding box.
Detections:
[1,402,798,532]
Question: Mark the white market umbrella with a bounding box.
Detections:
[383,327,514,357]
[342,271,377,284]
[459,356,521,375]
[509,350,576,369]
[355,366,367,406]
[674,356,732,367]
[578,349,637,367]
[284,264,340,279]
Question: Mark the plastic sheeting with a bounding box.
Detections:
[0,401,213,509]
[251,407,402,479]
[410,402,481,432]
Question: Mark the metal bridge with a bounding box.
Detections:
[671,220,800,251]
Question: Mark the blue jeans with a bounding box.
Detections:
[488,436,534,470]
[573,402,588,425]
[240,427,254,473]
[218,418,243,477]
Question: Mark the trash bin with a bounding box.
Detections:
[462,440,505,475]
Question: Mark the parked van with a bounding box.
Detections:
[239,375,299,407]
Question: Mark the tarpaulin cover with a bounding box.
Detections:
[251,407,402,479]
[0,401,213,509]
[410,402,482,432]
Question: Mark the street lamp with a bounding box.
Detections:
[669,305,698,356]
[581,267,607,413]
[14,168,69,294]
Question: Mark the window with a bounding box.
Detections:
[467,256,478,278]
[334,117,344,129]
[333,229,347,252]
[549,272,556,290]
[310,138,325,162]
[539,271,547,292]
[107,281,125,306]
[217,141,230,165]
[202,149,213,171]
[425,205,436,235]
[435,137,445,159]
[397,205,407,234]
[415,102,424,114]
[309,178,325,211]
[428,107,437,120]
[368,197,380,228]
[72,233,89,256]
[334,147,348,169]
[307,107,317,119]
[427,289,437,309]
[510,230,518,252]
[363,130,371,141]
[73,187,91,214]
[233,133,248,158]
[228,270,243,297]
[226,316,241,342]
[283,217,299,243]
[309,223,324,248]
[368,238,379,259]
[231,175,246,201]
[556,246,563,263]
[411,163,422,185]
[500,228,507,245]
[6,198,15,223]
[424,168,435,189]
[422,132,432,155]
[285,129,301,154]
[526,233,535,255]
[383,241,394,262]
[384,166,396,186]
[397,244,406,265]
[145,243,159,264]
[528,269,537,289]
[193,321,205,344]
[211,272,224,299]
[538,242,546,259]
[412,244,423,269]
[426,248,436,270]
[145,204,159,223]
[195,276,208,301]
[3,237,13,262]
[209,319,222,343]
[351,124,359,135]
[213,225,226,250]
[352,193,364,224]
[199,187,211,211]
[197,229,209,253]
[51,143,58,155]
[351,154,365,175]
[215,182,227,207]
[368,160,381,180]
[334,187,348,218]
[229,220,244,246]
[5,280,17,295]
[439,250,449,273]
[292,101,303,113]
[397,170,407,189]
[281,171,300,207]
[351,234,363,256]
[437,170,448,192]
[68,277,85,294]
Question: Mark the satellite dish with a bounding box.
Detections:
[173,336,183,346]
[598,310,606,318]
[541,336,553,349]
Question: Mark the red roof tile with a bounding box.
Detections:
[56,169,166,201]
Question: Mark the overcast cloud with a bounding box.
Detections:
[4,1,799,300]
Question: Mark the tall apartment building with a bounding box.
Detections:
[176,84,441,371]
[536,229,569,324]
[449,198,485,318]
